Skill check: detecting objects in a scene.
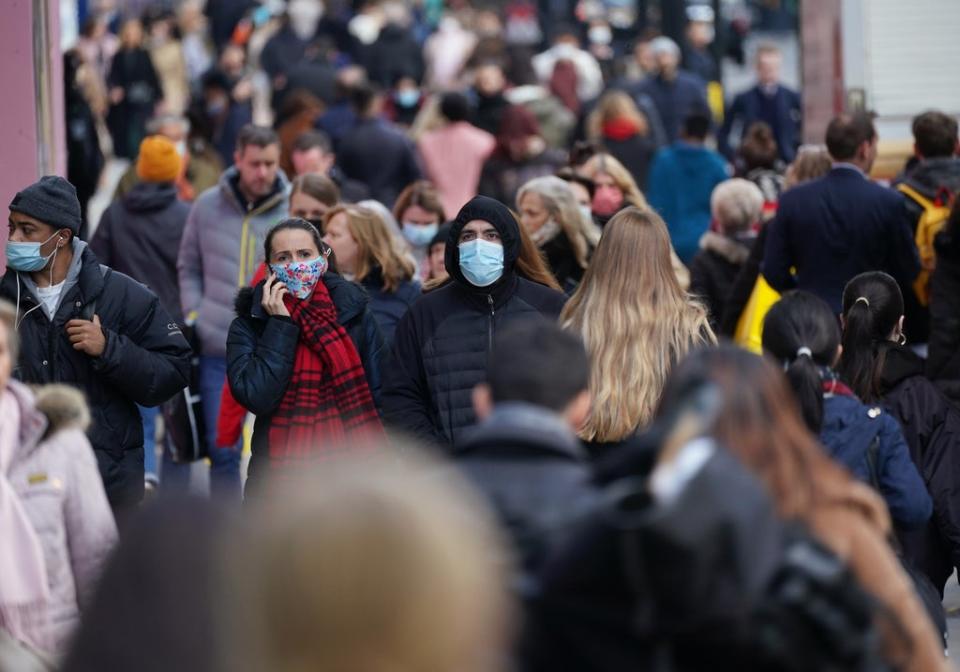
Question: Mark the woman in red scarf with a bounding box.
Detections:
[226,219,384,496]
[586,90,658,191]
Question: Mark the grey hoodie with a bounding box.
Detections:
[177,167,290,357]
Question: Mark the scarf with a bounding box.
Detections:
[267,281,383,466]
[602,117,641,141]
[530,218,562,247]
[0,387,50,648]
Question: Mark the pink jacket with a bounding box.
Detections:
[5,382,117,658]
[418,122,496,217]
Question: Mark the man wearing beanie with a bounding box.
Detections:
[1,175,191,513]
[92,136,193,491]
[177,123,289,503]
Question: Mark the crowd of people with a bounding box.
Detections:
[3,0,960,669]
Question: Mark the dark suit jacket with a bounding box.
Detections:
[762,166,920,313]
[719,84,802,163]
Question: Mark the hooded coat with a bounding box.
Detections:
[0,242,191,509]
[5,381,118,657]
[647,142,729,264]
[382,196,567,449]
[819,392,931,528]
[90,181,189,324]
[879,345,960,592]
[225,273,384,494]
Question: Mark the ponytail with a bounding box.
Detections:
[785,351,826,433]
[839,273,904,402]
[761,291,842,435]
[838,298,883,402]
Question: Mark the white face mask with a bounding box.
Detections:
[175,140,188,157]
[588,26,612,46]
[288,0,324,39]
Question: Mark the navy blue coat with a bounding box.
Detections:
[762,167,920,313]
[820,392,931,528]
[336,118,421,206]
[633,72,709,143]
[718,84,802,163]
[0,244,191,508]
[360,271,421,348]
[226,273,384,492]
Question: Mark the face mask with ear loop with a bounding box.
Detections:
[7,232,68,329]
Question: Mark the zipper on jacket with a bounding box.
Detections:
[487,294,495,354]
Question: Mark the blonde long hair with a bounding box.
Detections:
[323,205,417,292]
[561,207,715,442]
[516,176,599,270]
[579,152,648,209]
[585,90,650,141]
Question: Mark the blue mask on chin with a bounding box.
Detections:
[458,239,504,287]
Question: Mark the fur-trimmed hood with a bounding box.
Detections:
[34,385,91,438]
[699,231,753,265]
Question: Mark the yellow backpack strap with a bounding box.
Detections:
[896,183,933,210]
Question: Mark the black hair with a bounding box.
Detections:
[349,82,379,116]
[439,92,470,123]
[201,68,232,94]
[486,319,589,412]
[825,112,876,161]
[236,124,279,153]
[912,110,959,159]
[838,272,903,403]
[264,218,337,272]
[761,291,841,433]
[292,129,332,154]
[682,110,712,141]
[568,140,600,168]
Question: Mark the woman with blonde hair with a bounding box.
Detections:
[561,207,714,454]
[517,176,600,292]
[586,91,657,190]
[225,452,510,672]
[322,205,420,346]
[579,152,648,225]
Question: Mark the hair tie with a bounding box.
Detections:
[855,296,870,308]
[796,347,812,359]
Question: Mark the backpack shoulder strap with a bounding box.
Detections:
[896,183,934,210]
[80,265,110,322]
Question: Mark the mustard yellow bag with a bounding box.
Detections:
[734,274,781,354]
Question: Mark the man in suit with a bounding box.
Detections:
[762,112,920,314]
[718,44,802,163]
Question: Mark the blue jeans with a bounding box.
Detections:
[138,404,159,482]
[200,355,242,502]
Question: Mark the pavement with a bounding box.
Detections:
[945,573,960,666]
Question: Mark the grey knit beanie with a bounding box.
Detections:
[9,176,82,235]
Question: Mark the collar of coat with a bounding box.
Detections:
[1,242,107,317]
[698,231,752,265]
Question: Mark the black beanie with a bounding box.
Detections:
[9,176,82,235]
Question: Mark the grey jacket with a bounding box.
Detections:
[6,381,118,658]
[178,167,290,357]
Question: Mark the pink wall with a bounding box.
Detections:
[0,0,66,269]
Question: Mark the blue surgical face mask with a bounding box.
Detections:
[6,231,62,272]
[403,222,438,248]
[458,239,504,288]
[395,89,421,108]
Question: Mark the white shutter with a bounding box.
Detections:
[863,0,960,116]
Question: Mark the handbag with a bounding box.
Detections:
[161,325,208,463]
[733,273,781,354]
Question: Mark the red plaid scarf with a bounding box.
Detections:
[267,280,383,466]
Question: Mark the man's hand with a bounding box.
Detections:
[66,314,107,357]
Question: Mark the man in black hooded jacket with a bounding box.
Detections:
[382,196,567,449]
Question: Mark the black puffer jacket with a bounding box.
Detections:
[928,227,960,403]
[0,242,191,508]
[382,196,567,449]
[454,403,598,575]
[539,231,585,295]
[226,273,384,493]
[881,345,960,593]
